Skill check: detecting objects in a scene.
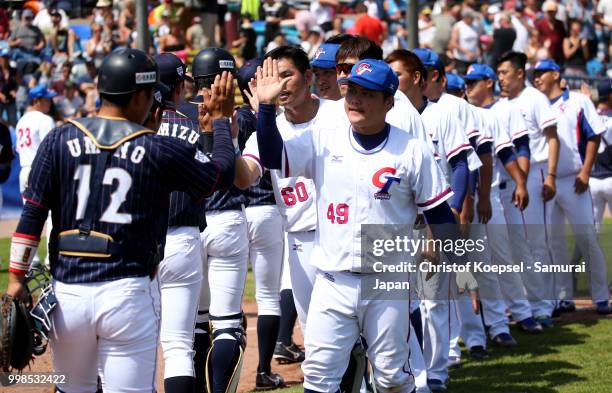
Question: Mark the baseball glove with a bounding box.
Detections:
[0,294,34,371]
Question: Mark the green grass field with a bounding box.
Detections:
[0,220,610,392]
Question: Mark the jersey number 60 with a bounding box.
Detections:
[280,181,309,206]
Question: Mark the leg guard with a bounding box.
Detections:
[205,314,247,393]
[340,338,368,393]
[194,315,212,393]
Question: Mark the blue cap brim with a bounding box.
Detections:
[463,74,484,81]
[534,68,559,73]
[312,60,336,69]
[338,76,391,94]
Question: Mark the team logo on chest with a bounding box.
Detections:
[373,167,401,200]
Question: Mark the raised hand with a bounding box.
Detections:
[256,58,290,105]
[209,71,236,120]
[244,78,260,113]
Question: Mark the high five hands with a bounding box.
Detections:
[256,58,291,105]
[198,71,235,131]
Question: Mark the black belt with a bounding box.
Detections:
[499,181,507,190]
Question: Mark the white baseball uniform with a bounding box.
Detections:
[590,121,612,232]
[15,109,55,267]
[15,110,56,191]
[243,101,324,334]
[435,92,483,171]
[280,117,451,393]
[500,86,558,318]
[419,98,477,382]
[546,90,609,304]
[150,110,205,381]
[484,99,534,323]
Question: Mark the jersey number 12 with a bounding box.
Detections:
[73,164,133,224]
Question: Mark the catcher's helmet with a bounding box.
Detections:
[192,47,236,79]
[98,48,158,95]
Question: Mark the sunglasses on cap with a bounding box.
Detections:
[335,62,355,75]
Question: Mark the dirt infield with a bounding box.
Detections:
[3,301,304,393]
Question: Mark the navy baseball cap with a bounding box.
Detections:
[311,44,340,69]
[237,58,263,96]
[155,53,194,88]
[338,59,399,95]
[534,59,561,72]
[446,73,465,92]
[464,63,497,81]
[598,79,611,101]
[153,82,171,107]
[28,84,57,101]
[412,48,442,68]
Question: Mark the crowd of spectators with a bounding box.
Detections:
[0,0,610,128]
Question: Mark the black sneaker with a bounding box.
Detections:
[255,372,285,390]
[468,345,489,360]
[273,341,305,364]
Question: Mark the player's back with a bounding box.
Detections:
[158,108,207,229]
[15,110,56,167]
[26,117,226,283]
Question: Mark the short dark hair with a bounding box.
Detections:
[496,51,527,71]
[385,50,427,84]
[325,33,353,45]
[336,36,383,63]
[264,45,310,74]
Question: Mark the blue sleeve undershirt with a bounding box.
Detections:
[449,151,468,211]
[257,103,284,170]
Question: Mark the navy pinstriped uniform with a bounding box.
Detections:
[22,119,233,284]
[159,108,207,229]
[235,105,276,206]
[179,100,248,211]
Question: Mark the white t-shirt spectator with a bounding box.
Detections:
[310,1,335,26]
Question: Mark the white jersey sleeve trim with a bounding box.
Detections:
[417,187,454,210]
[242,153,264,178]
[446,143,473,160]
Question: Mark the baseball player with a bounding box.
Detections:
[330,39,434,392]
[238,46,324,342]
[148,53,209,393]
[462,63,540,343]
[255,55,463,393]
[496,51,560,327]
[462,63,546,334]
[406,48,481,391]
[532,59,611,315]
[6,48,236,393]
[386,50,476,382]
[234,58,290,388]
[186,48,253,393]
[590,81,612,233]
[15,83,56,267]
[312,43,342,101]
[237,58,310,367]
